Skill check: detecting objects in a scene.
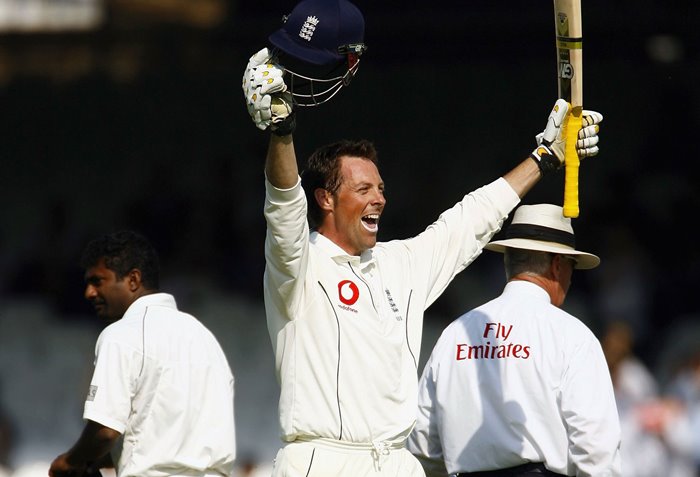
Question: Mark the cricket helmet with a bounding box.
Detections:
[268,0,367,106]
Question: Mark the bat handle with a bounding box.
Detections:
[563,106,583,218]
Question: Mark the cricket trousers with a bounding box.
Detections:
[457,462,566,477]
[271,436,426,477]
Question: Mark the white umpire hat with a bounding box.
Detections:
[485,203,600,270]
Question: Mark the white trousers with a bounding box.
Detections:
[271,437,427,477]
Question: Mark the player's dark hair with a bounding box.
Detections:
[301,139,378,228]
[80,230,160,290]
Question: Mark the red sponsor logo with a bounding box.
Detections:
[455,342,531,360]
[338,280,360,306]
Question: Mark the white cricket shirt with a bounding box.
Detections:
[263,176,519,445]
[407,280,622,476]
[84,293,236,477]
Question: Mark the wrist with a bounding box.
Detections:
[270,111,296,137]
[529,145,561,176]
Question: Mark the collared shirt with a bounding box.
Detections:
[84,293,236,477]
[407,281,622,477]
[263,176,519,445]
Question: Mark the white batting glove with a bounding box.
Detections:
[532,101,605,174]
[531,99,569,174]
[577,110,603,158]
[242,47,290,131]
[536,109,604,158]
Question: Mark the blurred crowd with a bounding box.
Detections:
[602,320,700,476]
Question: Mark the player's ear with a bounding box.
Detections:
[126,268,142,292]
[314,188,334,211]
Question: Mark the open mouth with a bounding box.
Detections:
[362,214,380,232]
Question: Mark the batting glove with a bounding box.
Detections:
[536,108,604,158]
[576,110,603,158]
[242,47,292,131]
[532,101,605,174]
[530,99,569,175]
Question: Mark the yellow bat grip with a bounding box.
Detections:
[563,106,582,218]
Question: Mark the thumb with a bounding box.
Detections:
[542,99,570,144]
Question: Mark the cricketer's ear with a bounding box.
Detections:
[314,188,334,213]
[126,269,143,292]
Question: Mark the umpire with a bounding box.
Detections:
[408,204,621,477]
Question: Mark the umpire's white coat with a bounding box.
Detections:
[263,175,519,446]
[408,280,622,477]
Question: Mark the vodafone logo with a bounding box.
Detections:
[338,280,360,306]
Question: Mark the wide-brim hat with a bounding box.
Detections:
[268,0,365,66]
[485,203,600,270]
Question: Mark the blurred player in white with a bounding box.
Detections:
[49,230,236,477]
[407,204,621,477]
[242,0,604,474]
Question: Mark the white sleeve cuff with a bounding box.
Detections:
[265,176,302,204]
[84,409,126,434]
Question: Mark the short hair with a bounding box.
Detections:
[301,139,378,228]
[503,248,553,280]
[80,230,160,290]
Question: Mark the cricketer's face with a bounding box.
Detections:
[326,156,386,256]
[83,258,134,322]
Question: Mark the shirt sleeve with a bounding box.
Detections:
[408,353,448,477]
[263,176,310,319]
[560,337,622,477]
[400,178,519,308]
[83,330,137,434]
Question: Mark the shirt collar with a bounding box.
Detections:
[503,280,551,304]
[122,292,177,320]
[310,231,376,269]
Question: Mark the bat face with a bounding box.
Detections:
[554,0,583,106]
[556,13,575,100]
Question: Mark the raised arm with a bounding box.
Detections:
[242,47,300,189]
[502,155,542,199]
[266,133,298,189]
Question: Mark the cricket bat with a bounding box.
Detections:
[554,0,583,218]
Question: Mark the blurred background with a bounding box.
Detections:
[0,0,699,475]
